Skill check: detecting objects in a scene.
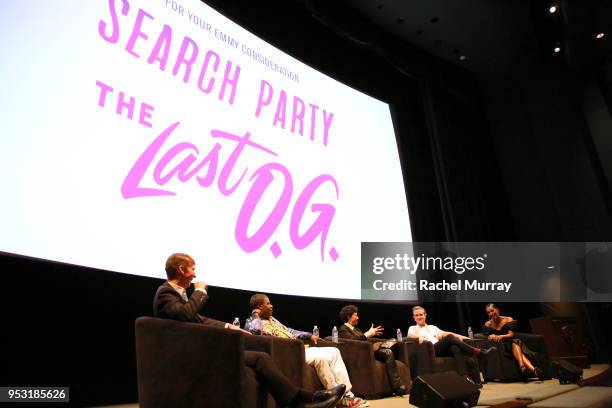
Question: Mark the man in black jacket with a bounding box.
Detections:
[338,305,407,396]
[153,252,345,408]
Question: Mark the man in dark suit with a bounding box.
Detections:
[153,253,345,408]
[338,305,407,396]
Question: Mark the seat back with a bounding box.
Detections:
[334,337,412,398]
[135,317,252,408]
[404,338,474,382]
[472,333,551,382]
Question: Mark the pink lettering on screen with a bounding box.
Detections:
[121,123,339,262]
[98,1,339,261]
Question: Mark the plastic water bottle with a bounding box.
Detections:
[313,325,319,338]
[467,326,473,339]
[232,317,240,328]
[332,326,338,343]
[396,328,403,342]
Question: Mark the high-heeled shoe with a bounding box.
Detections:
[534,367,544,381]
[521,366,542,380]
[520,365,529,378]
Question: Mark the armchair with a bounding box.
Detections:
[403,337,479,383]
[244,334,306,389]
[328,337,411,399]
[245,334,325,392]
[471,333,551,382]
[135,317,265,408]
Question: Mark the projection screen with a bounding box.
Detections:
[0,0,412,299]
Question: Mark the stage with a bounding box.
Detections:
[377,364,612,408]
[100,365,612,408]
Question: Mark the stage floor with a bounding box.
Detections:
[369,364,612,408]
[100,364,612,408]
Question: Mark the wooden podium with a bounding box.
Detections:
[529,316,590,368]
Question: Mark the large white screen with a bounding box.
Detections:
[0,0,412,299]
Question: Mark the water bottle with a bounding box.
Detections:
[332,326,338,343]
[396,328,403,342]
[312,325,319,338]
[232,317,240,328]
[467,326,473,339]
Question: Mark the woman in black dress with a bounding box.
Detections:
[482,303,543,379]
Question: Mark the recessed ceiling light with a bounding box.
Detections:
[596,32,605,39]
[548,4,558,14]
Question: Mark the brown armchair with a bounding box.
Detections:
[244,334,305,389]
[135,317,265,408]
[243,315,333,392]
[245,334,325,392]
[471,333,551,382]
[327,337,411,399]
[403,337,479,382]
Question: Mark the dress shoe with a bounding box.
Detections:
[465,376,483,389]
[303,396,340,408]
[480,346,496,356]
[305,384,345,408]
[393,385,408,396]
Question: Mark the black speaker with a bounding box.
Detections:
[551,360,583,384]
[409,371,480,408]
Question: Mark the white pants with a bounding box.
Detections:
[304,346,352,392]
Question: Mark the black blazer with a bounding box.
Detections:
[338,324,367,341]
[153,281,226,328]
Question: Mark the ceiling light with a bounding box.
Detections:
[553,46,561,53]
[459,55,467,61]
[596,32,605,39]
[548,4,558,14]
